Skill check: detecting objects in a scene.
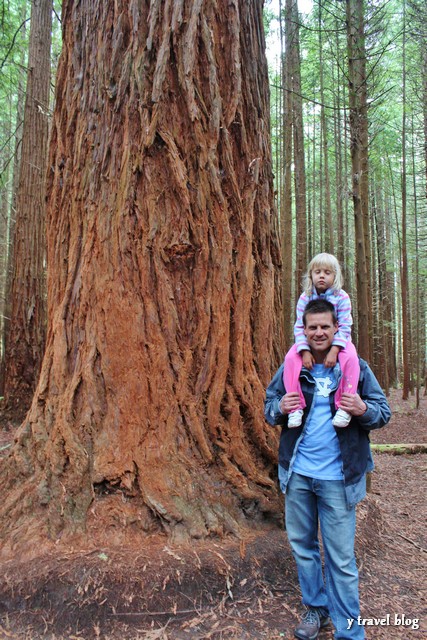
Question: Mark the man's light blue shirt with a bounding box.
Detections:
[293,364,343,480]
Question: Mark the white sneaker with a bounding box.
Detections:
[288,409,303,427]
[332,408,351,427]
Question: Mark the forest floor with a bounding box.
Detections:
[0,389,426,640]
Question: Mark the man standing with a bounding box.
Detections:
[264,299,391,640]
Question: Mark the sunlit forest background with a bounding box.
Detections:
[0,0,426,420]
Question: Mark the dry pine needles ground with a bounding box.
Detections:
[0,389,426,640]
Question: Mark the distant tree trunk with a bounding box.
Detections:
[0,0,283,547]
[373,180,389,392]
[370,183,387,386]
[424,51,427,209]
[334,23,345,271]
[0,115,12,394]
[345,0,371,360]
[291,0,307,291]
[421,33,427,395]
[309,109,317,257]
[318,5,334,254]
[400,2,410,400]
[281,0,294,350]
[2,0,52,414]
[0,5,27,397]
[387,152,403,386]
[421,20,427,395]
[411,116,421,407]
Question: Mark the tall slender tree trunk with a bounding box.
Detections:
[411,118,421,406]
[400,1,410,399]
[345,0,371,360]
[0,0,283,548]
[3,0,52,414]
[370,184,381,383]
[310,110,317,256]
[0,4,28,397]
[0,115,12,394]
[334,22,345,270]
[291,0,307,291]
[281,0,294,349]
[373,180,389,391]
[318,5,334,254]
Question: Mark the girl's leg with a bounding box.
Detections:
[335,342,360,409]
[283,344,306,411]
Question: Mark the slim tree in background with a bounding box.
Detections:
[0,1,28,395]
[334,22,345,271]
[281,0,294,349]
[400,0,411,400]
[346,0,372,361]
[2,0,52,414]
[318,3,334,253]
[291,0,307,293]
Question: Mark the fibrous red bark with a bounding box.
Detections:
[1,0,283,549]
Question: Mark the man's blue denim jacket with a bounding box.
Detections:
[264,358,391,508]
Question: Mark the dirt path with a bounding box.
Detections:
[0,390,426,639]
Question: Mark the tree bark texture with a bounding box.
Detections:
[318,4,334,255]
[400,5,411,400]
[290,0,307,294]
[281,0,294,350]
[2,0,52,412]
[372,182,389,391]
[0,115,12,395]
[1,14,27,397]
[334,24,345,272]
[1,0,283,546]
[346,0,372,360]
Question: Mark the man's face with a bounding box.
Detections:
[303,311,338,355]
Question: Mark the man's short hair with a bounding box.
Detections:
[302,299,337,326]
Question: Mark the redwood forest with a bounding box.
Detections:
[0,1,425,639]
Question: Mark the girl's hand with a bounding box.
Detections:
[301,350,315,370]
[324,346,340,368]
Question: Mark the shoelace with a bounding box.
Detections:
[302,608,319,625]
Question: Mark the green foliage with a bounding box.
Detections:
[0,1,63,190]
[0,0,29,188]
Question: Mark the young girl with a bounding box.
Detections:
[284,253,360,427]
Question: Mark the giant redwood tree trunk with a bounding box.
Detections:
[1,0,283,549]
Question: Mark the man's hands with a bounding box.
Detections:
[279,392,301,415]
[280,392,367,418]
[339,393,367,416]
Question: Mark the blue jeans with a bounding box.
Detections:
[285,473,364,640]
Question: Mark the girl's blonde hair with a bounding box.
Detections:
[302,253,343,295]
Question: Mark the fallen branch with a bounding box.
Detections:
[110,608,197,617]
[397,533,427,554]
[370,443,427,455]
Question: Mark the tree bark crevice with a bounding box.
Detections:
[0,0,283,550]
